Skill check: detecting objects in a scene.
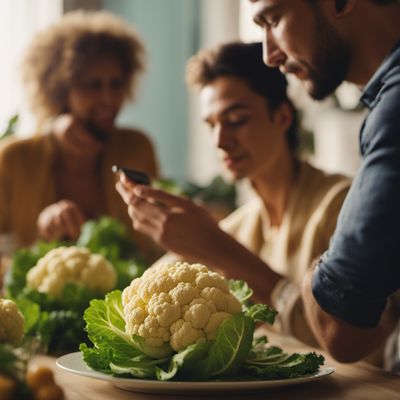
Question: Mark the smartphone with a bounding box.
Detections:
[84,122,108,142]
[112,165,151,185]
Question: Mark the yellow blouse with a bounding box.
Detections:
[219,161,351,344]
[0,129,161,263]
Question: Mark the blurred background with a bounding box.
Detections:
[0,0,363,188]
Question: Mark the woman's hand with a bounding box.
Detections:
[115,175,221,260]
[37,200,86,241]
[52,114,104,158]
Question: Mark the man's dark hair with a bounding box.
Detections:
[369,0,397,3]
[186,42,299,151]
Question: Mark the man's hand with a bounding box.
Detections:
[37,200,86,241]
[116,176,221,260]
[116,175,282,305]
[52,114,104,158]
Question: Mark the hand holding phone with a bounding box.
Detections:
[112,165,151,185]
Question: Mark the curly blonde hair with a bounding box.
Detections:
[21,10,146,127]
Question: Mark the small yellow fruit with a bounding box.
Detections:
[0,374,17,400]
[35,383,64,400]
[26,365,54,391]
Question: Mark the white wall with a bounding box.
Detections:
[187,0,241,184]
[0,0,63,135]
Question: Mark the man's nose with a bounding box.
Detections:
[263,33,286,68]
[215,126,234,150]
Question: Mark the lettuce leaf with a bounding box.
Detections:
[83,291,172,365]
[228,279,253,303]
[244,352,325,379]
[245,304,277,324]
[207,314,254,377]
[155,340,210,381]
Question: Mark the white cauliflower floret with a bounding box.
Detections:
[169,319,203,351]
[0,299,25,346]
[204,312,231,340]
[26,246,117,299]
[122,261,242,351]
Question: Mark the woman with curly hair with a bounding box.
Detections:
[0,10,161,262]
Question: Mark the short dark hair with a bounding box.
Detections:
[186,42,299,151]
[309,0,398,6]
[369,0,397,3]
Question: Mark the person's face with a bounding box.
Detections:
[67,56,127,130]
[200,76,290,181]
[250,0,350,100]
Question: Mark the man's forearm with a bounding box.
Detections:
[302,264,396,362]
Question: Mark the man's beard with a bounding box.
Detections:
[305,15,351,100]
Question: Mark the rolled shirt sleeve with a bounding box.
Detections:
[312,67,400,328]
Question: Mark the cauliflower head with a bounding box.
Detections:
[0,298,25,346]
[26,246,117,299]
[122,262,242,351]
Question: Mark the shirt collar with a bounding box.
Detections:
[361,40,400,109]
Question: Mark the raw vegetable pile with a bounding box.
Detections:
[81,262,324,381]
[4,217,147,354]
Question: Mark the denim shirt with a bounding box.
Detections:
[312,41,400,328]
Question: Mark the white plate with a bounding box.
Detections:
[56,352,335,395]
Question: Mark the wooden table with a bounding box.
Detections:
[31,334,400,400]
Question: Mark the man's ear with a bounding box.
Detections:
[333,0,357,17]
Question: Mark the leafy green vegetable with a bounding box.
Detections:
[11,284,97,353]
[79,343,113,374]
[80,286,324,382]
[77,217,137,261]
[0,343,21,377]
[39,309,89,354]
[110,357,166,379]
[228,279,253,303]
[81,291,171,379]
[0,340,37,380]
[245,304,277,324]
[82,291,172,365]
[14,298,41,335]
[3,217,150,354]
[206,314,254,377]
[155,340,210,381]
[244,352,325,379]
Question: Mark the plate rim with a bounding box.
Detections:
[56,351,335,392]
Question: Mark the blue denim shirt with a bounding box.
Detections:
[312,41,400,328]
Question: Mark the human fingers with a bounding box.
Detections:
[127,205,161,238]
[37,204,63,241]
[58,202,85,240]
[126,192,167,223]
[133,185,190,210]
[116,180,138,205]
